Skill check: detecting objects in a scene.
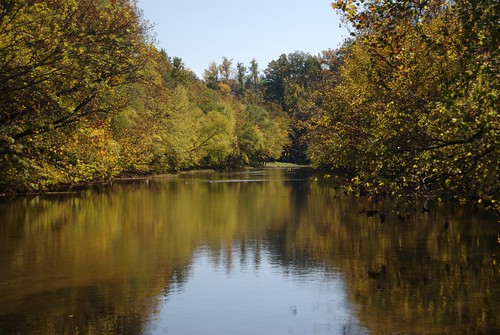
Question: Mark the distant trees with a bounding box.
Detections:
[205,52,327,164]
[218,57,233,84]
[235,62,247,93]
[202,57,264,94]
[203,62,219,90]
[0,3,290,194]
[112,50,288,172]
[199,57,289,167]
[249,59,260,87]
[236,104,288,164]
[263,52,322,163]
[1,0,497,210]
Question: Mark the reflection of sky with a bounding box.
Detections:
[146,243,368,335]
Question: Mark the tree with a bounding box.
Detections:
[218,56,233,84]
[236,62,247,93]
[236,104,288,165]
[263,52,322,163]
[317,0,499,209]
[203,62,219,89]
[0,0,150,190]
[249,59,260,86]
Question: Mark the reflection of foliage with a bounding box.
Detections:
[279,186,499,335]
[0,170,497,334]
[0,171,296,333]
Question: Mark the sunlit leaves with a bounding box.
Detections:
[314,0,499,209]
[263,52,322,162]
[0,0,149,189]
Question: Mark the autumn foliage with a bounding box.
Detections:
[0,0,497,212]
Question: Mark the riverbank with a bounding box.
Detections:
[0,165,310,198]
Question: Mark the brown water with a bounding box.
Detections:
[0,168,498,334]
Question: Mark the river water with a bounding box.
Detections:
[0,168,498,334]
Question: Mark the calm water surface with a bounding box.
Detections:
[0,168,498,334]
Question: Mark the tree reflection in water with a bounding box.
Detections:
[0,168,498,334]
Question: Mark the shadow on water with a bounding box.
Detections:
[0,167,498,334]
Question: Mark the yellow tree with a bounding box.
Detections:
[0,0,150,190]
[314,0,499,209]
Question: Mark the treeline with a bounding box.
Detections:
[0,0,498,211]
[0,0,288,192]
[263,0,498,210]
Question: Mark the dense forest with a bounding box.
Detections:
[0,0,498,211]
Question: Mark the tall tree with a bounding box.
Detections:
[263,52,322,163]
[236,62,247,93]
[318,0,499,208]
[0,0,150,189]
[249,59,260,86]
[203,62,219,89]
[218,56,233,84]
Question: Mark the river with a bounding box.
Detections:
[0,168,498,334]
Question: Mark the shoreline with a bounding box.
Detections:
[0,165,311,198]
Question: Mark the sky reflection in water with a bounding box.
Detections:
[148,244,366,335]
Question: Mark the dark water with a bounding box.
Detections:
[0,168,498,335]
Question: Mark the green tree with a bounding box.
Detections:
[249,58,260,87]
[236,104,289,165]
[218,56,233,84]
[0,0,149,190]
[111,47,173,174]
[203,62,219,89]
[236,62,247,93]
[317,0,499,209]
[264,52,322,163]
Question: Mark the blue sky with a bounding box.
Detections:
[137,0,348,78]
